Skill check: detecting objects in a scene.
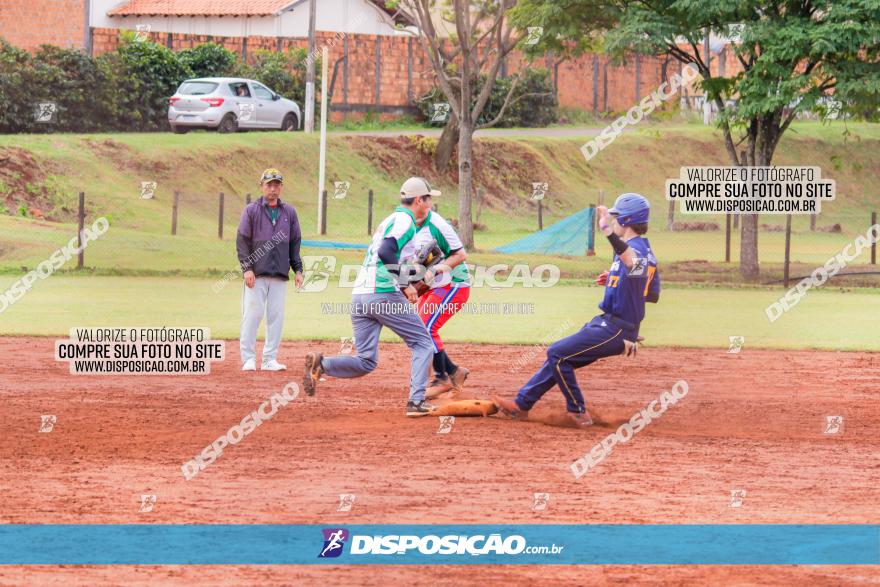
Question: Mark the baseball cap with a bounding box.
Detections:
[400,177,441,199]
[260,168,284,184]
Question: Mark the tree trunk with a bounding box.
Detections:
[434,117,459,173]
[740,214,759,280]
[457,118,475,249]
[739,139,765,281]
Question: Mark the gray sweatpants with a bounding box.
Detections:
[240,277,287,365]
[322,291,433,403]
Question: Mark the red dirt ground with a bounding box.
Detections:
[1,336,879,585]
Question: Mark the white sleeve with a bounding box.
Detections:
[385,212,413,244]
[434,215,463,251]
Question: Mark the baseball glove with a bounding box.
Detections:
[400,242,444,295]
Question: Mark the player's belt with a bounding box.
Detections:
[601,312,636,331]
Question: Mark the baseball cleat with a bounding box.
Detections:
[564,411,595,428]
[406,400,436,417]
[450,366,470,392]
[261,359,287,371]
[241,358,256,371]
[492,396,529,421]
[303,352,324,396]
[425,375,453,399]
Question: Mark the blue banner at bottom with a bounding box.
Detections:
[0,525,877,565]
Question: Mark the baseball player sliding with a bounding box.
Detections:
[303,177,447,417]
[494,193,661,427]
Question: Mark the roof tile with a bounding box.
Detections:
[107,0,296,17]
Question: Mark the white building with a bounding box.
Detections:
[93,0,410,38]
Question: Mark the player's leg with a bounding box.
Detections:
[417,287,448,392]
[239,277,268,370]
[261,278,287,370]
[373,291,434,414]
[322,296,382,377]
[496,317,625,422]
[305,295,382,395]
[426,285,470,391]
[547,317,626,414]
[508,357,561,413]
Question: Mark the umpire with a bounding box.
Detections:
[236,168,303,371]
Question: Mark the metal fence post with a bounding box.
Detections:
[587,204,596,256]
[783,214,792,288]
[725,214,731,262]
[218,192,224,239]
[77,192,85,269]
[172,191,179,236]
[367,189,373,235]
[872,212,877,265]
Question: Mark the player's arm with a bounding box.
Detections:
[236,207,255,271]
[430,217,467,279]
[646,265,661,303]
[236,207,257,288]
[432,247,466,277]
[597,205,636,268]
[377,236,401,281]
[289,211,303,288]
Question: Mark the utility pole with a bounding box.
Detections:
[305,0,317,133]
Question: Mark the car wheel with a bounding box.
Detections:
[171,125,189,135]
[281,113,298,131]
[218,113,238,133]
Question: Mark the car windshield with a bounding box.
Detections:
[177,81,219,96]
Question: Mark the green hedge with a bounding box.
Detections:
[0,34,317,133]
[416,68,559,128]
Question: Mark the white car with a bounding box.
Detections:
[168,77,302,133]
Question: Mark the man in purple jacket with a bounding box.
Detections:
[236,168,304,371]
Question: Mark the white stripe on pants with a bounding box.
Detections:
[240,277,287,365]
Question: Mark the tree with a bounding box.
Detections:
[391,0,530,248]
[177,43,237,78]
[602,0,880,279]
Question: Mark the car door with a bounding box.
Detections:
[228,82,258,129]
[252,82,284,128]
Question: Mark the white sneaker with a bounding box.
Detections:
[261,359,287,371]
[242,358,256,371]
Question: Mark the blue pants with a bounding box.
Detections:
[516,315,633,414]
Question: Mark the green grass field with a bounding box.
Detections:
[2,121,878,349]
[1,120,879,272]
[1,275,876,351]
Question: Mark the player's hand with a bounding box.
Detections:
[404,285,418,304]
[597,205,612,233]
[294,271,304,290]
[244,270,256,288]
[596,270,609,286]
[423,268,435,285]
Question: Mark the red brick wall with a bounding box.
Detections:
[0,0,86,50]
[82,28,749,118]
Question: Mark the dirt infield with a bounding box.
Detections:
[1,336,879,585]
